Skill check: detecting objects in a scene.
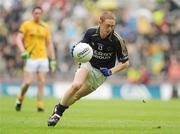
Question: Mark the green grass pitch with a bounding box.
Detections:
[0,96,179,134]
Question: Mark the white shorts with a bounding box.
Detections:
[24,58,49,72]
[80,62,107,91]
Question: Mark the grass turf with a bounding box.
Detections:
[0,96,179,134]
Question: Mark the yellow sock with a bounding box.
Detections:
[37,101,44,108]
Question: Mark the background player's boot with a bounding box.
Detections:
[48,105,60,127]
[37,107,44,112]
[15,100,22,111]
[37,101,44,112]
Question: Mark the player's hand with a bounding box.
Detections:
[70,45,76,57]
[100,67,112,77]
[21,51,30,60]
[50,59,57,72]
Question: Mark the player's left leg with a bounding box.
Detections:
[36,71,47,112]
[62,83,92,106]
[36,59,49,112]
[60,67,89,106]
[47,63,106,127]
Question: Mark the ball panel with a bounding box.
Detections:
[73,43,93,63]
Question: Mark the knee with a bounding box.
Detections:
[38,78,46,85]
[24,80,31,87]
[71,82,83,91]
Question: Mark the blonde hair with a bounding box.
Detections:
[99,11,115,22]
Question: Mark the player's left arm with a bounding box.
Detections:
[110,60,129,74]
[46,40,56,60]
[45,25,57,72]
[110,36,129,74]
[46,39,57,72]
[45,25,56,60]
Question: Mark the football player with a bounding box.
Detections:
[48,11,129,126]
[15,6,56,112]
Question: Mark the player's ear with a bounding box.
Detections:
[98,19,101,25]
[99,17,104,25]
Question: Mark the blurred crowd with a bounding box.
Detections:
[0,0,180,85]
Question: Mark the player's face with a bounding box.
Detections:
[32,9,43,22]
[99,19,115,39]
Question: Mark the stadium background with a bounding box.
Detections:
[0,0,180,100]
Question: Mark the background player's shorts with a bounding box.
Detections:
[25,58,49,72]
[80,62,107,91]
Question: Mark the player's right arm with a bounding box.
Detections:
[16,32,25,53]
[71,28,92,57]
[16,21,30,59]
[81,28,96,44]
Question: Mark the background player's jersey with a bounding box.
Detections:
[81,27,129,69]
[19,20,50,59]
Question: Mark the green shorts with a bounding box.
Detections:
[80,62,107,91]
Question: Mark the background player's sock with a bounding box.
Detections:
[37,101,44,111]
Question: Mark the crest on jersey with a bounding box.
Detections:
[91,42,95,46]
[97,43,103,50]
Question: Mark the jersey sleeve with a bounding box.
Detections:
[81,29,91,44]
[45,24,51,42]
[19,21,28,33]
[115,34,129,63]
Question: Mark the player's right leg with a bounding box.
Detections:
[15,71,34,111]
[48,67,90,127]
[15,59,36,111]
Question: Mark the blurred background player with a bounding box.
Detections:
[15,6,57,112]
[48,11,129,126]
